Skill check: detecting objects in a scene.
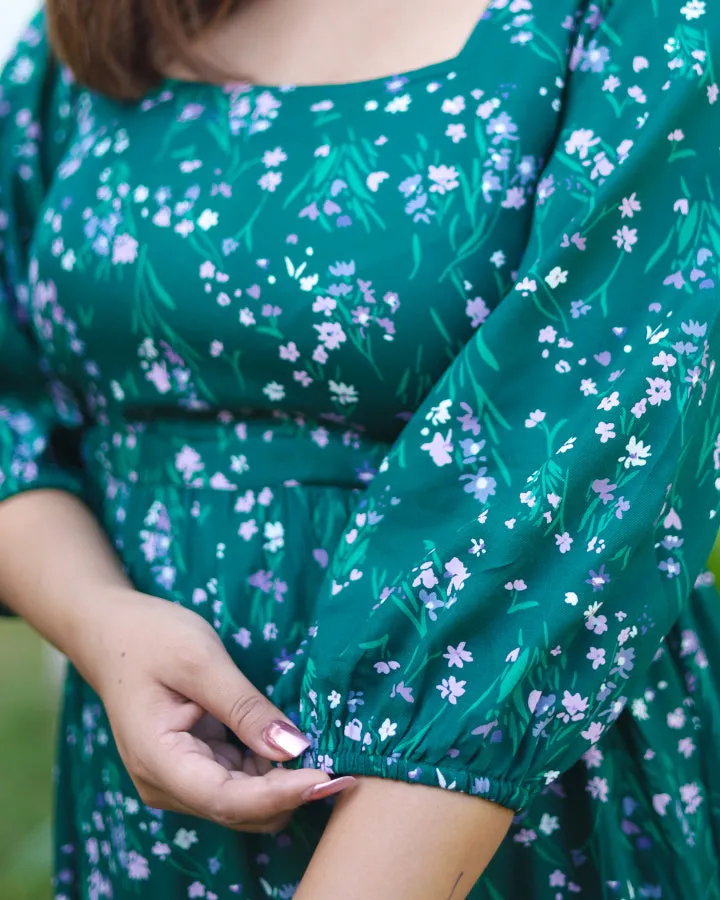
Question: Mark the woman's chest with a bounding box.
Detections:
[30,29,567,431]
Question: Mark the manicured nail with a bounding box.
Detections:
[303,776,357,802]
[263,720,311,758]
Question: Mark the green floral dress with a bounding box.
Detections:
[2,1,720,897]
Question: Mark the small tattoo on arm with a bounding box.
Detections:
[446,872,464,899]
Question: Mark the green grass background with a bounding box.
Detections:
[3,542,720,899]
[0,623,58,900]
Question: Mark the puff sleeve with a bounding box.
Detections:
[289,3,720,810]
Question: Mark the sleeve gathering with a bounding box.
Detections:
[285,3,720,810]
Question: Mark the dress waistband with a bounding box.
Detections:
[82,414,391,491]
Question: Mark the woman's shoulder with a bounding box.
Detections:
[0,10,78,196]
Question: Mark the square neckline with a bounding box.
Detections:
[157,3,498,98]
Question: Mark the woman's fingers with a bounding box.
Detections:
[206,739,244,771]
[190,712,227,744]
[139,727,355,829]
[171,637,312,763]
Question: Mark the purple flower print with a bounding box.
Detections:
[398,174,422,197]
[502,186,526,209]
[299,202,320,220]
[420,589,444,621]
[580,40,611,72]
[481,171,502,200]
[112,233,138,265]
[445,557,470,593]
[680,783,703,815]
[592,478,617,504]
[248,570,273,593]
[466,295,490,328]
[561,691,588,722]
[329,260,355,277]
[391,681,414,703]
[610,647,635,679]
[516,155,537,184]
[443,642,474,668]
[615,496,631,519]
[126,852,150,881]
[646,377,672,405]
[405,191,434,224]
[587,647,606,669]
[459,437,486,464]
[658,557,681,578]
[678,738,696,759]
[461,470,497,502]
[436,675,467,705]
[680,630,700,656]
[457,402,481,436]
[681,320,707,339]
[588,614,608,638]
[314,322,346,350]
[587,776,609,802]
[583,746,604,768]
[586,565,610,591]
[537,174,555,203]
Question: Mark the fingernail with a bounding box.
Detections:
[263,720,311,758]
[303,776,357,802]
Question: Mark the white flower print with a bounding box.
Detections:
[622,436,652,468]
[378,718,397,741]
[385,94,411,113]
[428,164,460,194]
[197,209,218,230]
[5,9,720,895]
[427,399,453,425]
[173,829,198,850]
[681,0,706,20]
[446,123,467,143]
[263,381,286,402]
[545,267,568,288]
[263,521,285,553]
[328,380,358,405]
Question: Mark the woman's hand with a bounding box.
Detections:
[0,491,354,832]
[73,588,355,832]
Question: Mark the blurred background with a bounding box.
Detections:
[0,2,53,897]
[1,1,720,899]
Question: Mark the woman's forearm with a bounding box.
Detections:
[0,489,133,686]
[294,777,513,900]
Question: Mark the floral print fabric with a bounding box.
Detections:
[1,2,720,898]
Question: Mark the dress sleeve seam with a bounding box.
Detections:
[301,748,535,811]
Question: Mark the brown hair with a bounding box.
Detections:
[46,0,240,101]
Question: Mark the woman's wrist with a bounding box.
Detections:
[60,586,164,695]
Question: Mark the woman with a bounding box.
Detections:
[1,0,719,896]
